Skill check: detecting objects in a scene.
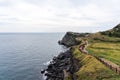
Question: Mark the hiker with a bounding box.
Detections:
[79,38,88,54]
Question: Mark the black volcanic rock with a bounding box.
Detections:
[58,32,89,47]
[42,49,80,80]
[43,50,72,80]
[42,23,120,80]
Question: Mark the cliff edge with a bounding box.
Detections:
[58,32,89,47]
[42,23,120,80]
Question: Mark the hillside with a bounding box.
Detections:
[60,23,120,80]
[101,23,120,37]
[87,42,120,66]
[70,47,120,80]
[44,23,120,80]
[59,23,120,47]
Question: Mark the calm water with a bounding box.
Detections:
[0,33,64,80]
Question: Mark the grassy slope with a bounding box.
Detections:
[64,31,120,80]
[87,42,120,66]
[71,46,120,80]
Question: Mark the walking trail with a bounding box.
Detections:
[79,45,120,74]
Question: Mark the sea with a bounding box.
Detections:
[0,33,65,80]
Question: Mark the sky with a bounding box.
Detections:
[0,0,120,33]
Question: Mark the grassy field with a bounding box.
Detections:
[71,47,120,80]
[87,42,120,66]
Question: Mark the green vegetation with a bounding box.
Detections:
[86,30,120,66]
[101,24,120,37]
[71,47,120,80]
[63,24,120,80]
[64,76,72,80]
[70,28,120,80]
[87,42,120,66]
[87,32,120,42]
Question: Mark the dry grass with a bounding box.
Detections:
[71,47,120,80]
[88,42,120,66]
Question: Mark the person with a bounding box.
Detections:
[79,38,88,54]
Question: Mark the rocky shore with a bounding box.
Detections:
[41,49,79,80]
[41,32,82,80]
[41,24,120,80]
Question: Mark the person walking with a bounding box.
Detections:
[79,38,88,54]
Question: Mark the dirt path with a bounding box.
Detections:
[97,58,120,74]
[79,48,120,74]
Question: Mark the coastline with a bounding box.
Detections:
[41,32,89,80]
[41,25,120,80]
[41,50,72,80]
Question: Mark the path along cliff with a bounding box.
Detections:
[42,31,120,80]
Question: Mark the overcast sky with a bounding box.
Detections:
[0,0,120,33]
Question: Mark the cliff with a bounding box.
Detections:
[58,32,89,47]
[59,23,120,47]
[42,46,120,80]
[41,50,78,80]
[42,23,120,80]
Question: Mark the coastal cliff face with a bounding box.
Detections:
[42,23,120,80]
[42,50,79,80]
[58,32,89,47]
[43,46,120,80]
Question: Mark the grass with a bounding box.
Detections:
[87,32,120,43]
[64,76,72,80]
[87,42,120,66]
[64,32,120,80]
[71,46,120,80]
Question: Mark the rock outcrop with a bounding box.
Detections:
[41,23,120,80]
[58,32,89,47]
[41,50,79,80]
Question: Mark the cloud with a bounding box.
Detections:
[0,0,120,32]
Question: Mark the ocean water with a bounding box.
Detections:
[0,33,64,80]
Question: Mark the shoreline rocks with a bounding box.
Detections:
[41,50,73,80]
[41,32,86,80]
